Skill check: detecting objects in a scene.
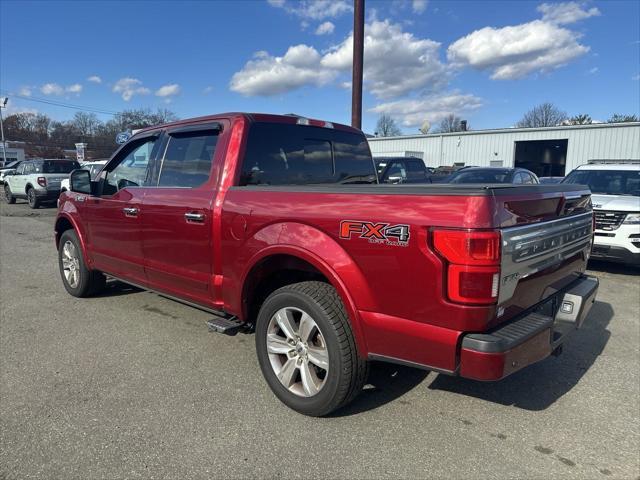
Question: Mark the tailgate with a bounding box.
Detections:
[497,211,593,323]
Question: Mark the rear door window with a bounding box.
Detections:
[157,130,219,188]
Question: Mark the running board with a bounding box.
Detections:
[206,316,245,336]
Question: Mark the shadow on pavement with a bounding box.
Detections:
[588,259,640,276]
[94,279,143,298]
[428,300,613,411]
[331,362,430,417]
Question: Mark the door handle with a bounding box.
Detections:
[184,212,205,223]
[123,207,139,217]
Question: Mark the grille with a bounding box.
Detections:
[594,210,626,231]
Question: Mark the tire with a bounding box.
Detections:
[58,230,106,297]
[4,184,15,204]
[27,188,39,209]
[255,281,368,416]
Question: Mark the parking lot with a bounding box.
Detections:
[1,200,638,479]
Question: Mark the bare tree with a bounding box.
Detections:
[516,103,567,128]
[607,113,639,123]
[433,114,467,133]
[568,114,592,125]
[375,114,401,137]
[72,112,101,137]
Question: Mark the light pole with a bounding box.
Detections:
[0,97,7,167]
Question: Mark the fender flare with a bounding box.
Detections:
[237,222,377,356]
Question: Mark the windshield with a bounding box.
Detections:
[41,161,81,174]
[449,169,509,184]
[563,170,640,196]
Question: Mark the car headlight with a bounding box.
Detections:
[623,213,640,224]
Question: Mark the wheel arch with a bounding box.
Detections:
[238,223,376,356]
[54,213,91,267]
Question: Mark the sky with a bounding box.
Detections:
[1,0,639,134]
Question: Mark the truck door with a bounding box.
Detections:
[84,133,160,284]
[141,122,223,308]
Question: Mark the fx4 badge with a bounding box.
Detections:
[339,220,410,247]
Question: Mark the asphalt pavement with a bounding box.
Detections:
[1,200,639,479]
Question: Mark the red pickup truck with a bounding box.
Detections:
[56,113,598,416]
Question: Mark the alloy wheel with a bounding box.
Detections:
[266,306,329,397]
[61,240,81,288]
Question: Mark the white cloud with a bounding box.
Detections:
[87,75,102,84]
[412,0,428,14]
[537,2,600,25]
[315,21,335,35]
[447,20,590,80]
[322,20,449,98]
[268,0,351,20]
[230,45,337,96]
[588,66,598,74]
[66,83,83,94]
[203,86,214,94]
[112,77,151,101]
[40,83,65,95]
[155,83,181,97]
[633,74,640,81]
[18,86,32,97]
[231,20,448,99]
[370,92,483,127]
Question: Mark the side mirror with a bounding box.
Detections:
[70,169,92,194]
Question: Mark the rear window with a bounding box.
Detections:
[239,123,375,186]
[563,169,640,196]
[41,161,81,174]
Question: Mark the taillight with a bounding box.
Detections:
[37,176,47,187]
[433,229,501,305]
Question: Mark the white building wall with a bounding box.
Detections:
[368,122,640,173]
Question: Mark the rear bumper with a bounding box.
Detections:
[36,189,61,201]
[591,245,640,265]
[459,275,599,381]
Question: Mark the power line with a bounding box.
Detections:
[0,91,120,116]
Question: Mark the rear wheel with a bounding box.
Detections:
[27,188,39,209]
[58,230,106,297]
[4,184,15,204]
[255,281,368,416]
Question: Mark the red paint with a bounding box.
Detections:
[55,112,592,381]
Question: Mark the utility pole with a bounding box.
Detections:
[0,97,7,167]
[351,0,364,130]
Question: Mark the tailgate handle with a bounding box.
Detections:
[123,207,139,217]
[185,212,205,223]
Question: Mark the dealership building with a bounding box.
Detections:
[368,122,640,177]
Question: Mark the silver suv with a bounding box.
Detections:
[3,159,80,209]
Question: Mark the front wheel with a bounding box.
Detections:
[4,184,15,204]
[58,230,106,297]
[255,281,368,416]
[27,188,39,209]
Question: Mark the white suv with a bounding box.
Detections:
[563,161,640,265]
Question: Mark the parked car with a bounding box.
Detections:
[375,156,433,183]
[0,160,23,184]
[562,161,640,265]
[445,167,539,184]
[539,176,564,184]
[4,159,80,208]
[56,112,598,416]
[60,160,107,193]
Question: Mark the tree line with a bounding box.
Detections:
[376,103,639,136]
[3,108,178,159]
